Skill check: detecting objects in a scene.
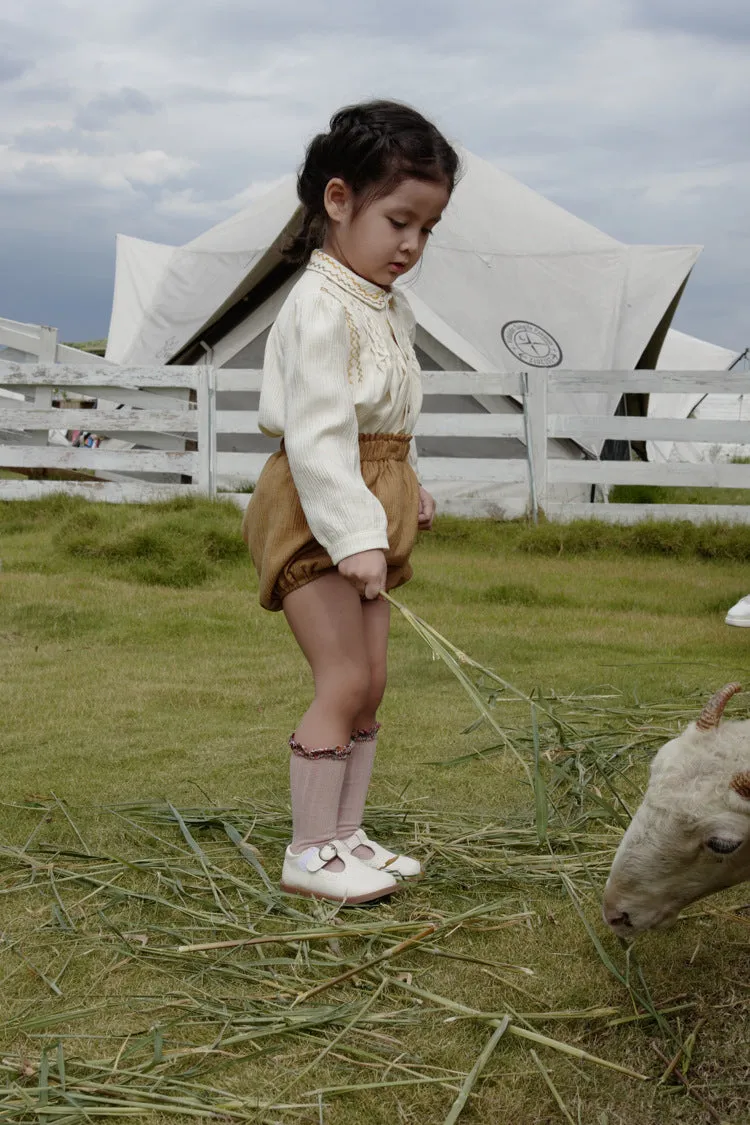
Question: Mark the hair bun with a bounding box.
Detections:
[329,106,387,144]
[329,106,365,132]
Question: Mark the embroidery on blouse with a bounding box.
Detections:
[312,256,421,407]
[308,250,390,310]
[343,307,363,385]
[319,282,363,385]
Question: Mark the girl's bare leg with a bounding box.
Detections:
[283,571,373,745]
[352,596,390,732]
[282,572,373,857]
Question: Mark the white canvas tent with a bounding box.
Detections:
[106,148,707,511]
[107,149,701,377]
[648,330,748,465]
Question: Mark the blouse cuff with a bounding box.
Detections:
[328,528,390,567]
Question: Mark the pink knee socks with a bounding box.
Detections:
[288,735,351,854]
[337,723,380,856]
[287,725,380,866]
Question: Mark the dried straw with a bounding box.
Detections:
[3,607,748,1122]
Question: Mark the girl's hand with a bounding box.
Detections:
[418,487,436,531]
[338,549,388,600]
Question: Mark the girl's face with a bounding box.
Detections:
[322,176,450,289]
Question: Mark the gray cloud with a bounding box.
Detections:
[13,124,106,154]
[0,0,748,350]
[0,225,118,342]
[0,50,31,82]
[628,0,750,43]
[141,0,588,56]
[142,0,450,50]
[75,86,159,130]
[7,80,75,106]
[0,178,201,340]
[168,84,275,106]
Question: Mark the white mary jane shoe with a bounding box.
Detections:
[343,829,422,879]
[726,594,750,627]
[280,840,398,904]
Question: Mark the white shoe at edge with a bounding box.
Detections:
[726,595,750,628]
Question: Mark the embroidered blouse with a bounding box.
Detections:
[257,249,423,565]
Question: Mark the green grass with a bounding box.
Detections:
[2,498,750,1123]
[610,483,750,506]
[514,516,750,562]
[63,339,107,356]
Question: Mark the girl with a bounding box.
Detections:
[242,100,460,904]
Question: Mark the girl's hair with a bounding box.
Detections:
[285,100,460,264]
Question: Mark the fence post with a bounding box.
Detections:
[28,325,58,455]
[196,364,217,498]
[523,370,548,518]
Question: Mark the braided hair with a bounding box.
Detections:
[285,100,460,264]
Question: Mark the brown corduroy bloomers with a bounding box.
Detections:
[242,433,419,611]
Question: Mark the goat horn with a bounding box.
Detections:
[730,772,750,801]
[696,683,742,731]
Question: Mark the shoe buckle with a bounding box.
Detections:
[306,842,338,872]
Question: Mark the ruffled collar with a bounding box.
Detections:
[307,250,391,311]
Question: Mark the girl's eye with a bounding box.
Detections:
[389,219,407,230]
[422,228,434,237]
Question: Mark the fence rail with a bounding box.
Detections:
[2,359,749,523]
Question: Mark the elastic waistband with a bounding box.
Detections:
[281,433,412,463]
[358,433,411,462]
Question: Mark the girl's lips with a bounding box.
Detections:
[389,262,407,273]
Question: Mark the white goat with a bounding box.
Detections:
[602,684,750,937]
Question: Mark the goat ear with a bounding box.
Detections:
[730,772,750,801]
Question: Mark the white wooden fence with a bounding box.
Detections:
[1,359,749,524]
[0,318,106,366]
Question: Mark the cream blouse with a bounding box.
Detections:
[257,250,423,565]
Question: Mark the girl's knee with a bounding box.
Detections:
[352,671,387,729]
[366,669,387,715]
[317,663,371,718]
[315,663,387,725]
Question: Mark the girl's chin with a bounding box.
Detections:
[365,271,393,289]
[351,261,401,289]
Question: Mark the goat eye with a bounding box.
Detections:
[705,836,742,854]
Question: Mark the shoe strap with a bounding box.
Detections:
[304,842,339,872]
[346,831,399,866]
[344,829,369,849]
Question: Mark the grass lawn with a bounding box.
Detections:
[611,483,750,507]
[1,497,750,1124]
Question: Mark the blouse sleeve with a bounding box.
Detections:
[402,295,422,484]
[283,289,390,565]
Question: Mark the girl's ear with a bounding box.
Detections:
[324,178,353,224]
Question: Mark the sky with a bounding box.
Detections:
[1,0,749,351]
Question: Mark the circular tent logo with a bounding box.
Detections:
[501,321,562,368]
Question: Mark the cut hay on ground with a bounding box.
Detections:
[3,671,748,1123]
[3,500,750,1122]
